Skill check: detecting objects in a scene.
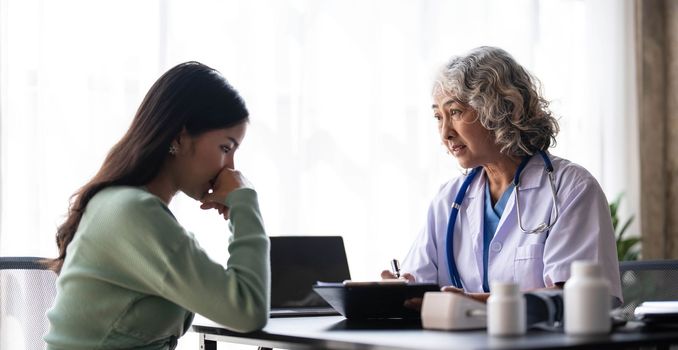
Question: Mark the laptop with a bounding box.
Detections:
[270,236,351,317]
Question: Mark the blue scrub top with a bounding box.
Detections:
[482,182,514,292]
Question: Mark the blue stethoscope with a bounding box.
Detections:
[445,150,560,289]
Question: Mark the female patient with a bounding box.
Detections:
[45,62,269,349]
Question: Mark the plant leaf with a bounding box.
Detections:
[618,237,641,260]
[610,192,640,261]
[617,216,634,240]
[623,250,640,261]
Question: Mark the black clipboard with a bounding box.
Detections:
[312,281,440,319]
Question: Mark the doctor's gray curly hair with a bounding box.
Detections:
[433,46,559,157]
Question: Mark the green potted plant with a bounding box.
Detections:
[609,194,641,261]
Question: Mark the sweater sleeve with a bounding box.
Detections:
[167,188,270,331]
[96,188,270,333]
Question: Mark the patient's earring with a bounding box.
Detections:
[169,145,178,156]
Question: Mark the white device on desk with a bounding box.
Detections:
[421,292,487,330]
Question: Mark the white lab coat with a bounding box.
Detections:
[402,154,623,304]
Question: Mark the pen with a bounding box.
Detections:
[390,259,401,278]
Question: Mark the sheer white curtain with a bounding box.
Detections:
[0,0,637,348]
[0,0,637,344]
[0,0,638,277]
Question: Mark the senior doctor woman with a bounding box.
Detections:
[382,46,622,306]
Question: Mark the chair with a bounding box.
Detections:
[618,259,678,320]
[0,257,57,350]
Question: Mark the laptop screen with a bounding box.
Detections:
[270,236,351,308]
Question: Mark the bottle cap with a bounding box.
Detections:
[490,281,519,295]
[570,260,602,278]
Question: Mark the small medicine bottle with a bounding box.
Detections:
[487,281,526,336]
[564,260,611,335]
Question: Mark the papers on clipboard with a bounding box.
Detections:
[315,279,409,287]
[634,301,678,322]
[312,280,440,319]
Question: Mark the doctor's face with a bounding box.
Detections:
[432,93,502,169]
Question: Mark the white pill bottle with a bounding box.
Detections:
[487,282,526,336]
[564,260,611,335]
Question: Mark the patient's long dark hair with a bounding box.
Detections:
[48,61,249,273]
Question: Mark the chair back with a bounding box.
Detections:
[618,259,678,319]
[0,257,57,350]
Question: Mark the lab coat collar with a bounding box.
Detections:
[515,154,550,190]
[465,153,549,199]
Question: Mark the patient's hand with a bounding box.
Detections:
[200,167,251,220]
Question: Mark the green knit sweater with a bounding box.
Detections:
[45,186,270,350]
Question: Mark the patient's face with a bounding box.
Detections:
[176,122,248,201]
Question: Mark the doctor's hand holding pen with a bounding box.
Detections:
[380,270,415,281]
[381,259,487,311]
[380,259,416,282]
